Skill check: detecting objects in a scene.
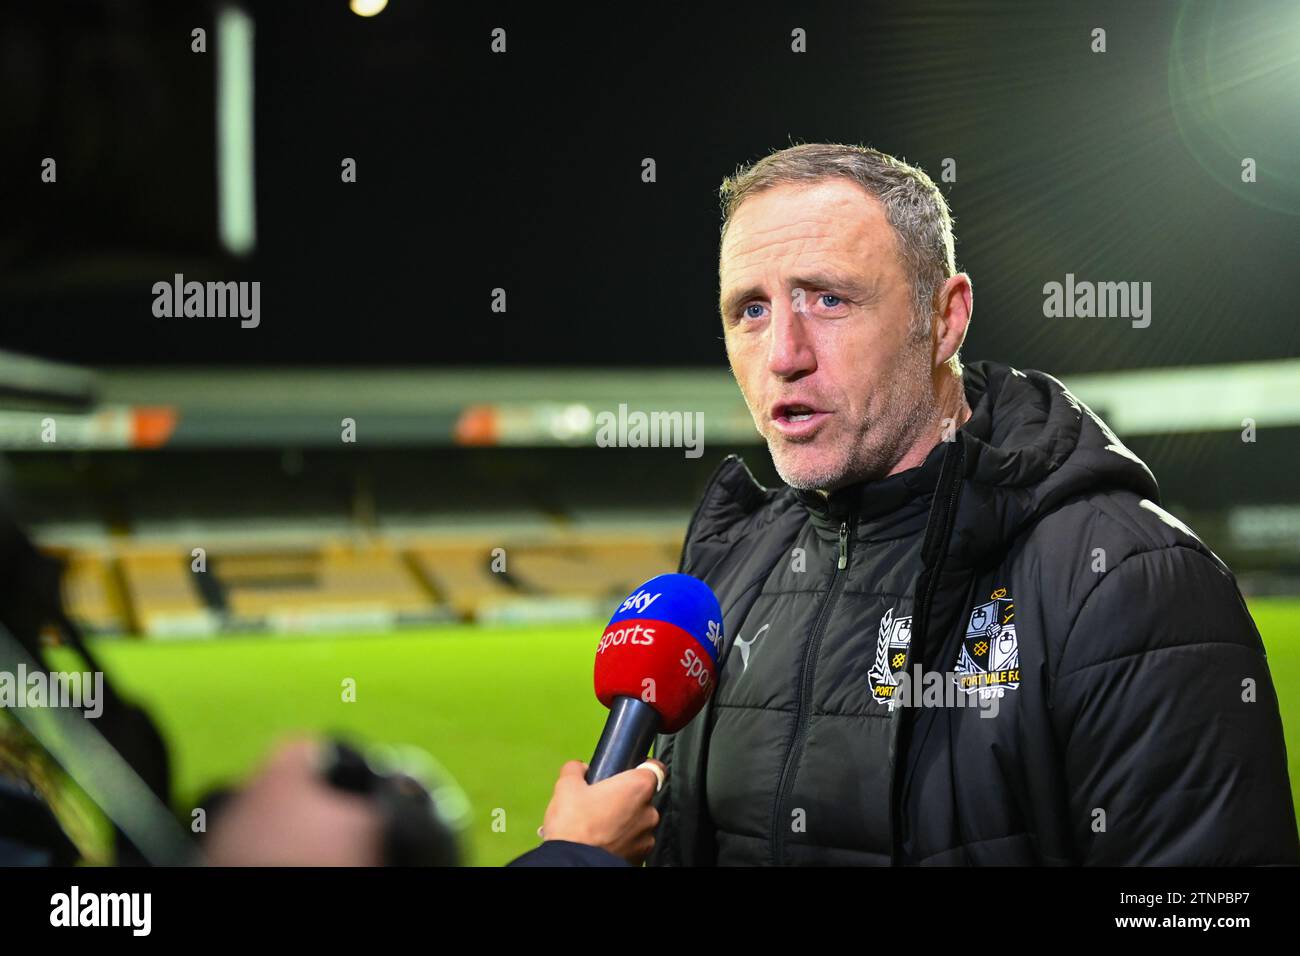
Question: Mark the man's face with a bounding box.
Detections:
[719,179,936,492]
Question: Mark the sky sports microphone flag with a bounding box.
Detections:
[587,574,723,783]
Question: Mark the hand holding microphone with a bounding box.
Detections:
[538,574,723,864]
[538,759,665,864]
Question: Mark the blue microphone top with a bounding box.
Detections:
[605,573,724,665]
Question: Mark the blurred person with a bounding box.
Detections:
[0,497,174,867]
[202,739,405,867]
[0,725,95,866]
[203,742,660,867]
[0,727,659,867]
[625,143,1299,866]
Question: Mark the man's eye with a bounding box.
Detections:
[742,304,766,320]
[819,294,843,308]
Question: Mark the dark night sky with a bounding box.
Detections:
[3,0,1298,371]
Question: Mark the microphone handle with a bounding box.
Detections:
[586,696,662,784]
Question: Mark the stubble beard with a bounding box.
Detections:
[768,343,937,493]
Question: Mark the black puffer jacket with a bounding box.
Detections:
[648,361,1298,866]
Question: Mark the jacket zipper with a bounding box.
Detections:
[889,441,966,865]
[770,514,853,865]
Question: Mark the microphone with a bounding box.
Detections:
[587,573,723,784]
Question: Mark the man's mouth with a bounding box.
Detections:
[770,402,831,438]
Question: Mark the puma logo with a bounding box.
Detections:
[733,624,770,673]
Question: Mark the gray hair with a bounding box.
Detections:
[719,143,957,341]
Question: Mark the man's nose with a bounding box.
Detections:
[767,297,817,379]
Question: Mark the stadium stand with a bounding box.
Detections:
[40,527,684,637]
[53,549,127,635]
[117,548,217,638]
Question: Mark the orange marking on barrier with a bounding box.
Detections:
[455,405,499,446]
[131,407,178,448]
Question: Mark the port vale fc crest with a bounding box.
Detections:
[953,588,1020,699]
[868,606,912,705]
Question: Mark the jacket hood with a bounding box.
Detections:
[947,360,1159,562]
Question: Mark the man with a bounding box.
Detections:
[638,142,1298,865]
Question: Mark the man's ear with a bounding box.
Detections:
[932,274,972,369]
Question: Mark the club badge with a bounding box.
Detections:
[868,606,913,706]
[953,587,1020,699]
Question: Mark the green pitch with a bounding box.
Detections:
[80,598,1300,867]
